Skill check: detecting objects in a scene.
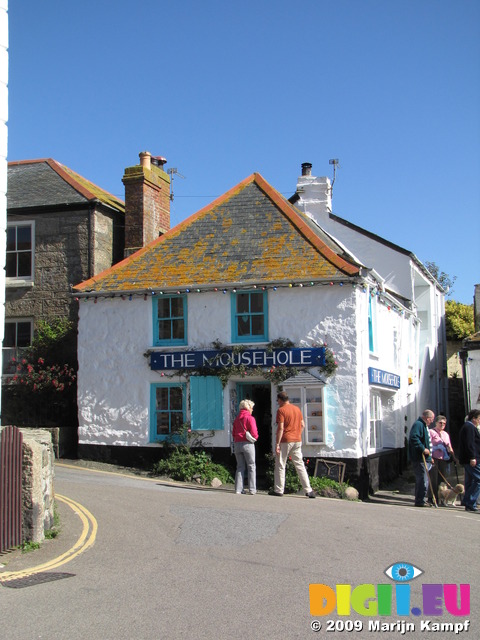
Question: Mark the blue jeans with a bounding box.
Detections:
[234,442,256,494]
[412,459,429,505]
[463,463,480,510]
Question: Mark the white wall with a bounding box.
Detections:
[77,282,417,461]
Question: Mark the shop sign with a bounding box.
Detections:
[368,367,400,389]
[150,347,326,371]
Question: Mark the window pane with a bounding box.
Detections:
[157,299,171,318]
[171,297,184,317]
[5,253,16,277]
[171,412,183,431]
[158,320,172,340]
[237,316,250,336]
[251,315,264,335]
[3,323,16,347]
[237,293,250,313]
[156,387,169,410]
[17,252,32,277]
[6,227,16,252]
[172,319,184,340]
[17,226,32,251]
[17,323,31,347]
[156,413,170,434]
[250,292,263,313]
[170,387,183,410]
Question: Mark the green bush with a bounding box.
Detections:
[152,449,233,485]
[265,453,348,497]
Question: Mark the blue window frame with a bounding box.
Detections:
[368,294,377,354]
[231,290,268,343]
[153,295,187,346]
[150,383,186,442]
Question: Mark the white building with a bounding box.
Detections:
[74,155,446,495]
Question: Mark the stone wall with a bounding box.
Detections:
[20,428,55,543]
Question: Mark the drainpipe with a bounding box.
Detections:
[87,204,94,279]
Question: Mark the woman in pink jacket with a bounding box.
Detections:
[232,399,259,494]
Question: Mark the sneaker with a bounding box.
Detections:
[269,490,283,497]
[306,491,316,499]
[465,506,479,513]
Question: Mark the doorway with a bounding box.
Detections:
[236,382,272,483]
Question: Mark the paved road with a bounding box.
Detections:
[1,464,478,640]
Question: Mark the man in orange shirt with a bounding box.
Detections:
[272,391,316,498]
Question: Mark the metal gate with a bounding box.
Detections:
[0,426,23,552]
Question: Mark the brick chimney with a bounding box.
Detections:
[122,151,170,255]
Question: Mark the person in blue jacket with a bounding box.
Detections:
[408,410,434,507]
[458,409,480,513]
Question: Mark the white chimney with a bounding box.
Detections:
[295,162,332,226]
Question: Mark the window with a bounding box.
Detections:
[2,319,33,374]
[150,383,186,441]
[6,223,34,279]
[231,290,268,343]
[369,392,382,450]
[368,293,377,353]
[153,295,187,346]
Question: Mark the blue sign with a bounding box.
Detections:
[150,347,326,371]
[368,367,400,389]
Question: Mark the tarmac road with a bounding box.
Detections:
[1,463,479,640]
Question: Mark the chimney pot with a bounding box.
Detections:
[139,151,151,170]
[301,162,312,176]
[151,155,167,169]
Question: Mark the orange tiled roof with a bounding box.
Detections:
[74,173,360,293]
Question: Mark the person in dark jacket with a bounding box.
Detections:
[408,410,434,507]
[458,409,480,513]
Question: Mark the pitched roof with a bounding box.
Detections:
[74,173,361,294]
[8,159,125,213]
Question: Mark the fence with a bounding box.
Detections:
[0,426,23,552]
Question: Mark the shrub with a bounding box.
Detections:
[265,453,349,497]
[152,449,233,485]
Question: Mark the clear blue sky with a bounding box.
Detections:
[8,0,480,304]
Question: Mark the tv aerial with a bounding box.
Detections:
[167,167,185,201]
[329,159,339,188]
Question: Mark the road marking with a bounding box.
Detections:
[0,494,97,584]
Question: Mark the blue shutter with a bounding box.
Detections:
[190,376,224,431]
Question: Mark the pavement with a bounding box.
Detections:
[0,458,465,584]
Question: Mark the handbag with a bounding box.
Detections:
[245,430,257,444]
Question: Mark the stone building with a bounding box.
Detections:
[460,284,480,413]
[73,159,447,494]
[4,158,125,371]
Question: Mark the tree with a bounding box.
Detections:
[424,261,457,296]
[445,300,474,341]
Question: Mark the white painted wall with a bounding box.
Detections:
[77,282,417,461]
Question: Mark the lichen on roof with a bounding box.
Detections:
[74,173,360,293]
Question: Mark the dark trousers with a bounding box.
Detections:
[413,459,429,506]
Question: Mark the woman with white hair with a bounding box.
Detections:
[232,399,259,494]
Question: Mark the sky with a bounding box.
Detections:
[7,0,480,304]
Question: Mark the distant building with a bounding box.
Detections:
[73,156,447,494]
[460,284,480,413]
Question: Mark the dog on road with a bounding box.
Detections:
[438,482,464,507]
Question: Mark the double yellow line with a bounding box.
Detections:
[0,494,97,584]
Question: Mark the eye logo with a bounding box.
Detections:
[384,562,423,582]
